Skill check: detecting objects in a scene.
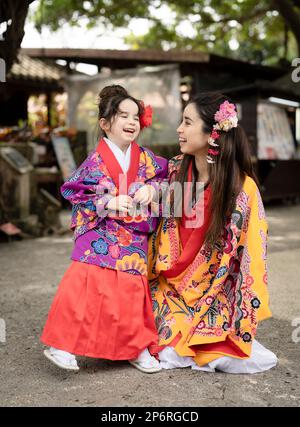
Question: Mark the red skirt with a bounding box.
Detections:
[40,261,158,360]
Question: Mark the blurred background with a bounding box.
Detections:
[1,0,300,237]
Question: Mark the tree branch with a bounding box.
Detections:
[0,0,33,71]
[292,0,300,8]
[272,0,300,49]
[185,7,271,25]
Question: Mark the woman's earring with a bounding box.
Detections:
[206,156,215,164]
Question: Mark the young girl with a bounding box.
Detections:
[148,92,278,374]
[41,85,168,373]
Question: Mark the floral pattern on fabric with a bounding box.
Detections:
[61,146,168,276]
[148,156,272,360]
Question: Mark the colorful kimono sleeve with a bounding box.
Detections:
[61,163,115,234]
[121,215,158,234]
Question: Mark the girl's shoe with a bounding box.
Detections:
[43,347,79,371]
[129,348,162,374]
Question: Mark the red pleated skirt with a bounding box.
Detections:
[40,261,158,360]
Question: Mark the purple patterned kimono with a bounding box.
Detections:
[61,140,168,276]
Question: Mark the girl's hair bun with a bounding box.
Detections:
[99,85,128,100]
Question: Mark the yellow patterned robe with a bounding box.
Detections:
[148,156,272,366]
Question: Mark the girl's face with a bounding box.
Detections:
[177,103,210,156]
[100,98,141,148]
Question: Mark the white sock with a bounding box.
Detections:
[134,348,160,368]
[49,347,77,365]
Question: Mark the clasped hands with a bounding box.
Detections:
[106,185,157,216]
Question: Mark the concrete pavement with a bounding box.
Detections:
[0,204,300,407]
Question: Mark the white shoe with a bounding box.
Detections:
[44,347,79,371]
[129,348,162,374]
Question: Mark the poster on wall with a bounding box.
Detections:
[51,135,76,180]
[257,103,295,160]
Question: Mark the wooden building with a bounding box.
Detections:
[0,53,63,126]
[21,48,300,202]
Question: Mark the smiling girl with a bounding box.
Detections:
[41,85,167,373]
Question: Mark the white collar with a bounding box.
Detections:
[104,137,131,173]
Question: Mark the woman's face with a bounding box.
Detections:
[177,102,210,156]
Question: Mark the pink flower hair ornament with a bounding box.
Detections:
[139,101,153,130]
[207,100,238,164]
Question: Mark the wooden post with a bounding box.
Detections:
[46,92,51,127]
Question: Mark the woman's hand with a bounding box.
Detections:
[133,185,156,205]
[106,195,133,214]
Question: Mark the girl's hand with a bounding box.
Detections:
[106,195,133,214]
[133,185,156,205]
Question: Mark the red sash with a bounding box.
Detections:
[162,160,212,279]
[96,138,140,194]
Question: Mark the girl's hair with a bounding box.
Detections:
[98,85,143,137]
[173,92,259,248]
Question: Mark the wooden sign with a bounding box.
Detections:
[51,135,77,180]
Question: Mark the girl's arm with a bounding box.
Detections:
[61,160,115,233]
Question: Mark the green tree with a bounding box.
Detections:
[0,0,34,72]
[33,0,300,65]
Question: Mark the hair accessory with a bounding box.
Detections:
[139,101,153,129]
[206,100,238,164]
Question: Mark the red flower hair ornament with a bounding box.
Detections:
[139,101,153,130]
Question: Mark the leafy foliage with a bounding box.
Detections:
[32,0,300,65]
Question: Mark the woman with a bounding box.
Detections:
[148,92,277,373]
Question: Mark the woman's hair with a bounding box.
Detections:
[98,85,143,137]
[173,92,259,248]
